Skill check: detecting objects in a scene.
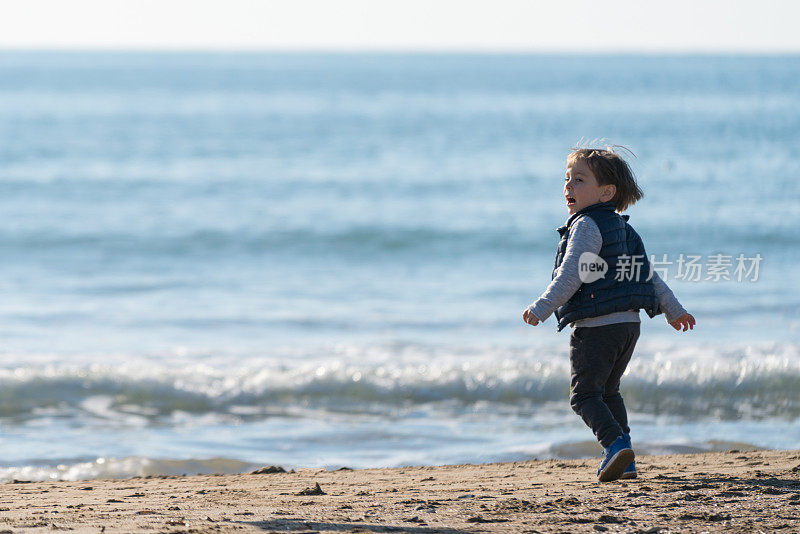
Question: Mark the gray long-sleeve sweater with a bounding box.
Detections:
[528,215,687,328]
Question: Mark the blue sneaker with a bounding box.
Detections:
[620,433,637,479]
[596,435,634,482]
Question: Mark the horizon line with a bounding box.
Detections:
[1,46,799,56]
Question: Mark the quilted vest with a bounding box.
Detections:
[552,201,661,331]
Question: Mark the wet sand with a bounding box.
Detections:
[1,449,798,533]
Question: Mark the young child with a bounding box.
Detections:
[522,146,695,482]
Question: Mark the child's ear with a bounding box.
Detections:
[602,184,616,201]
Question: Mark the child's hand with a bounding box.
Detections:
[523,309,540,326]
[669,313,696,332]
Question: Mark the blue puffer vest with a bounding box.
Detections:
[552,201,661,332]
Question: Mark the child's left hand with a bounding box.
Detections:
[669,313,696,332]
[523,309,540,326]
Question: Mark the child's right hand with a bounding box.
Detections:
[669,313,696,332]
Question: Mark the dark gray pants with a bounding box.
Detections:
[569,322,640,448]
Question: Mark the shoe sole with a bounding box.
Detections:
[620,471,637,480]
[597,448,634,482]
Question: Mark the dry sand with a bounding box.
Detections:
[1,449,799,533]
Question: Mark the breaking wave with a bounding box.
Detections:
[1,341,798,422]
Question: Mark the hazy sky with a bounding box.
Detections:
[1,0,798,52]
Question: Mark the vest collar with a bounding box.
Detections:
[556,201,623,236]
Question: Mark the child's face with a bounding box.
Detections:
[564,158,615,215]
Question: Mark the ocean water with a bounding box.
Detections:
[0,52,798,481]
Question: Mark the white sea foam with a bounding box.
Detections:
[0,456,259,483]
[0,341,797,421]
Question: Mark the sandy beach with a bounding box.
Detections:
[0,449,797,533]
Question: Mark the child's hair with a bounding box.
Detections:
[567,145,643,212]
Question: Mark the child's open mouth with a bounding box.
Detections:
[566,196,576,206]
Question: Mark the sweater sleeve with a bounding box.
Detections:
[527,216,602,322]
[650,270,688,323]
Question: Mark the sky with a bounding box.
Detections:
[0,0,798,53]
